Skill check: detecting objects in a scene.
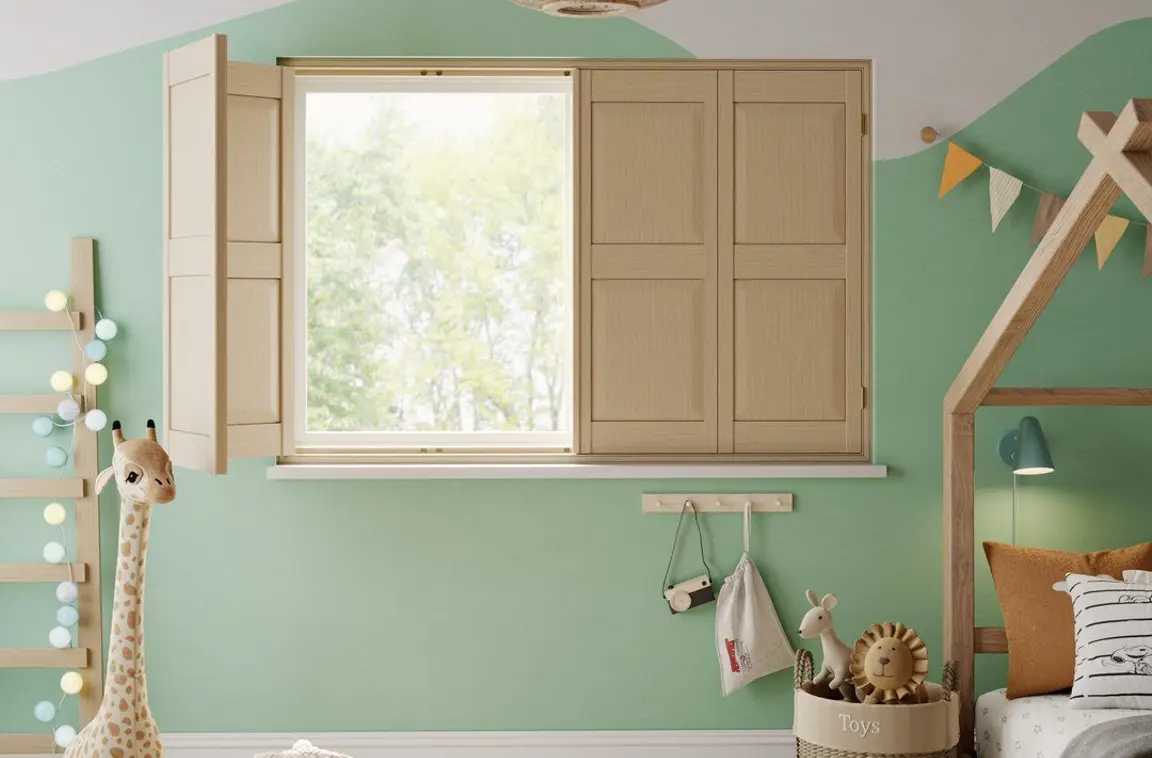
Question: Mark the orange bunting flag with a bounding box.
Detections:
[1143,227,1152,278]
[1030,193,1065,245]
[1095,215,1130,269]
[938,142,983,199]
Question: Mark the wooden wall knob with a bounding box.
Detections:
[920,126,940,144]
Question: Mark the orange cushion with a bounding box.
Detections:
[983,541,1152,698]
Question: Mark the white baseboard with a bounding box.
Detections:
[17,730,794,758]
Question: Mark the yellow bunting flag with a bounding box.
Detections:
[1030,193,1065,245]
[938,142,983,199]
[1095,215,1130,269]
[1143,227,1152,278]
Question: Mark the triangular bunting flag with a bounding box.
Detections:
[938,142,983,199]
[1095,215,1130,269]
[989,168,1023,232]
[1030,193,1065,245]
[1143,227,1152,278]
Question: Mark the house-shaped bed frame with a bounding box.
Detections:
[945,99,1152,757]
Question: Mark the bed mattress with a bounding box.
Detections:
[976,688,1146,756]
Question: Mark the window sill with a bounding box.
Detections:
[266,462,889,480]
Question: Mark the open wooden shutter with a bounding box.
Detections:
[163,34,293,473]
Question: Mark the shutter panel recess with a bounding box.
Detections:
[163,34,294,473]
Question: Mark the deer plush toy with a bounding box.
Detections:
[65,420,174,758]
[797,589,853,693]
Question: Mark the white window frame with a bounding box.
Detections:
[293,73,576,452]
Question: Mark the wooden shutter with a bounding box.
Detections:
[163,34,294,473]
[719,70,866,455]
[580,70,718,454]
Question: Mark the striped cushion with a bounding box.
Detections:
[1068,572,1152,710]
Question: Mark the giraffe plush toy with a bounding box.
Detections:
[66,419,175,758]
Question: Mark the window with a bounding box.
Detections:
[295,75,575,451]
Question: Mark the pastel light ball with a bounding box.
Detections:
[56,581,78,604]
[44,290,68,312]
[85,409,108,432]
[32,416,55,437]
[43,541,66,564]
[85,363,108,386]
[45,446,68,468]
[57,605,80,627]
[33,700,56,723]
[49,626,72,649]
[94,318,118,341]
[50,371,73,392]
[60,671,84,695]
[57,398,81,422]
[54,725,77,748]
[44,502,67,526]
[84,339,108,361]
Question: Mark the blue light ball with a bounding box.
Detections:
[54,725,76,748]
[84,339,108,361]
[85,409,108,432]
[45,446,68,468]
[57,605,80,627]
[94,318,118,341]
[34,700,56,723]
[32,416,54,437]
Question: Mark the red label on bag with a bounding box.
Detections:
[726,638,741,672]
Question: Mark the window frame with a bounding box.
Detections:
[292,69,578,454]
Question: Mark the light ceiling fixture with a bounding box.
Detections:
[509,0,671,18]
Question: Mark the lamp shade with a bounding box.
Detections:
[999,415,1054,475]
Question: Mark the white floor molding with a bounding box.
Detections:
[18,730,795,758]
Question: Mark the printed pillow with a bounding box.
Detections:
[1067,573,1152,710]
[983,541,1152,698]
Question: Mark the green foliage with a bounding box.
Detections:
[305,92,570,436]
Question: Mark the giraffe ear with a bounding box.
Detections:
[95,466,116,494]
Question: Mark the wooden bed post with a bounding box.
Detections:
[943,99,1152,757]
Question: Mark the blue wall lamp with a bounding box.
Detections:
[998,416,1054,476]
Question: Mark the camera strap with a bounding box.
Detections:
[661,500,712,597]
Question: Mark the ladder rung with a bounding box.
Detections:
[0,734,53,755]
[0,310,82,331]
[0,647,89,668]
[0,562,87,583]
[0,478,85,498]
[0,394,60,414]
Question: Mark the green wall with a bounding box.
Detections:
[4,0,1152,734]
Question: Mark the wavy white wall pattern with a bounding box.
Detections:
[0,0,1150,157]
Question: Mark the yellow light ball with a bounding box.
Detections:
[60,671,84,695]
[84,363,108,386]
[50,371,74,393]
[44,290,69,312]
[44,502,66,526]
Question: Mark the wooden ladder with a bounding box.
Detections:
[0,240,103,755]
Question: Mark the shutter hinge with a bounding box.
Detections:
[861,113,868,136]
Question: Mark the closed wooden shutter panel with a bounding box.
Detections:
[163,34,293,473]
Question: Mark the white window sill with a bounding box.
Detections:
[266,463,888,480]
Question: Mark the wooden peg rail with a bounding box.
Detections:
[642,493,794,513]
[0,239,104,754]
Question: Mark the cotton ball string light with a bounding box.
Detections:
[85,408,108,431]
[50,371,73,392]
[44,502,67,526]
[44,290,69,312]
[54,725,77,748]
[33,701,56,723]
[48,625,72,649]
[85,362,108,386]
[56,581,78,604]
[45,446,68,468]
[32,416,54,437]
[57,605,79,627]
[60,671,84,695]
[84,339,108,361]
[57,398,81,422]
[95,318,118,341]
[43,541,66,564]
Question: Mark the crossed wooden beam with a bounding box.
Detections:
[943,99,1152,757]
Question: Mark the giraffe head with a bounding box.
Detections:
[94,419,176,504]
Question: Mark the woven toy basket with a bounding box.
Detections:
[793,650,959,758]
